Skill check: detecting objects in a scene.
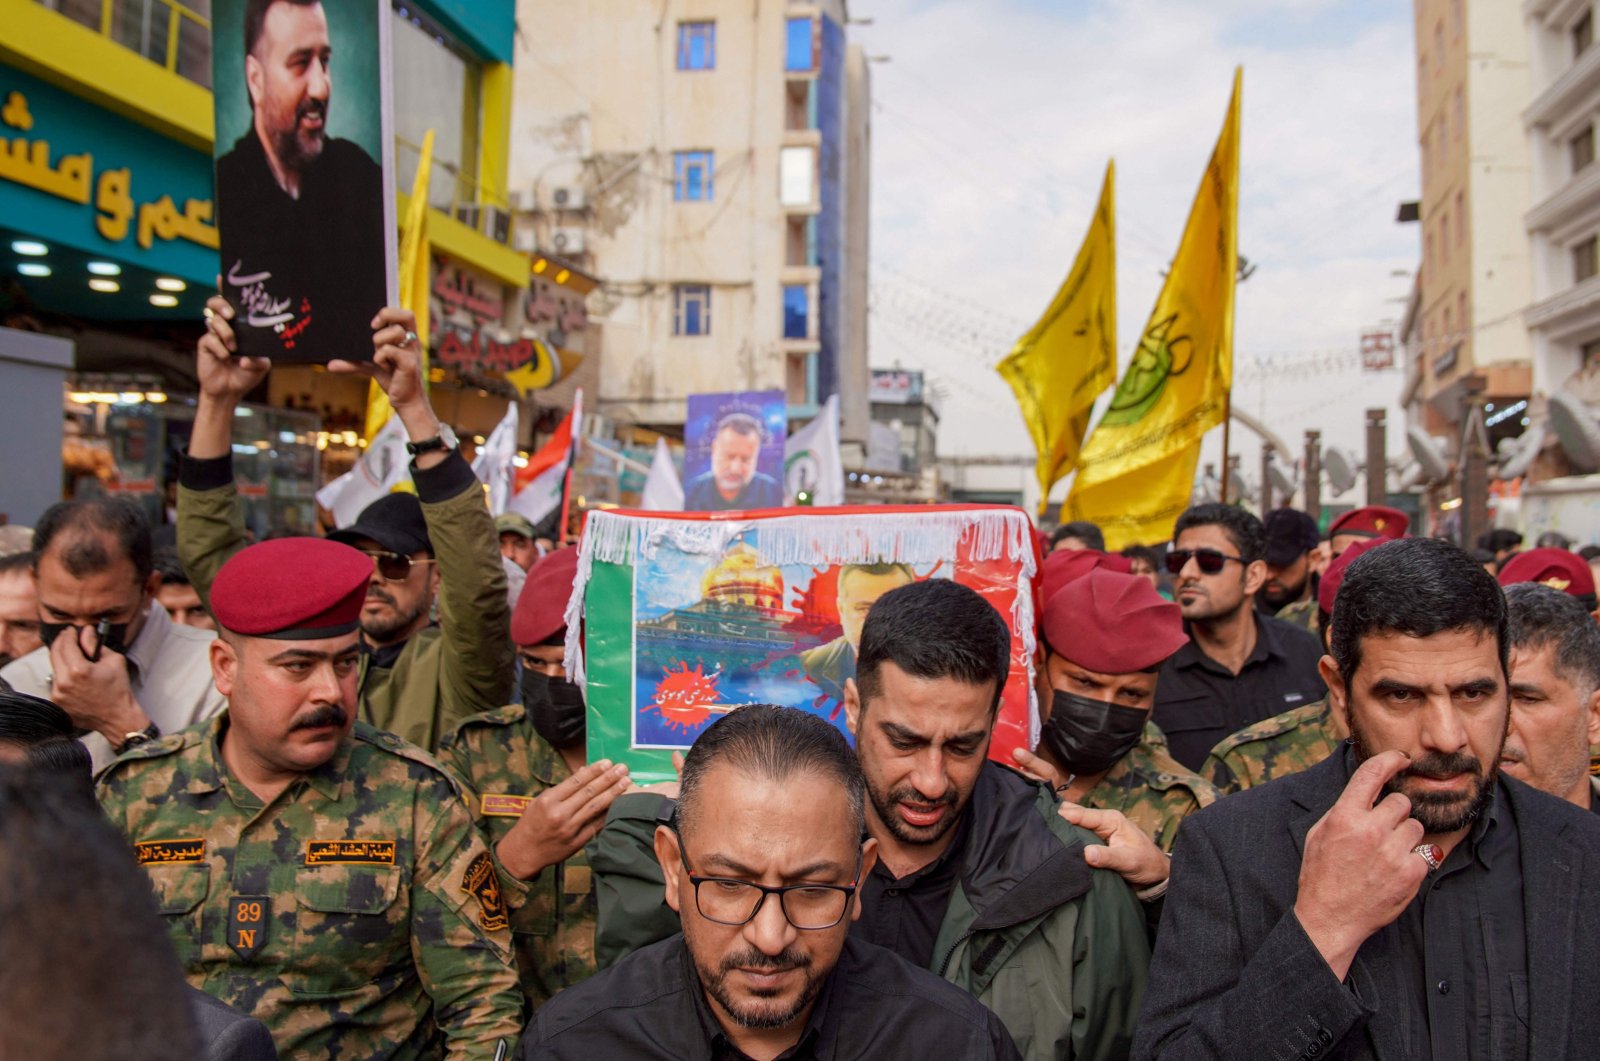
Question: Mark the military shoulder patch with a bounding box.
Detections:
[135,838,206,864]
[228,895,270,960]
[462,851,509,932]
[480,793,531,818]
[305,839,396,865]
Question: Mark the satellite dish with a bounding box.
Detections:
[1494,420,1545,481]
[1267,457,1296,500]
[1550,391,1600,473]
[1407,426,1452,483]
[1324,447,1358,497]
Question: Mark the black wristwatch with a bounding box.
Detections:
[405,423,459,457]
[115,721,161,754]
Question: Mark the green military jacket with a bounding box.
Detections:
[1201,698,1342,795]
[177,451,512,751]
[438,705,598,1011]
[1273,597,1318,635]
[1084,724,1221,852]
[588,763,1149,1061]
[96,716,524,1059]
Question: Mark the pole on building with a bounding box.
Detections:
[1259,445,1274,513]
[1460,377,1490,550]
[1304,430,1322,521]
[1219,394,1233,502]
[1365,407,1387,507]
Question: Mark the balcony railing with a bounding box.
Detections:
[36,0,213,88]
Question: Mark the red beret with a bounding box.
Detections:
[1328,505,1409,542]
[512,547,581,647]
[211,538,371,639]
[1498,548,1596,598]
[1042,569,1187,674]
[1037,548,1132,617]
[1317,537,1389,615]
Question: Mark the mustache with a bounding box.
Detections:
[366,586,396,606]
[290,704,348,731]
[1397,750,1482,782]
[890,784,957,810]
[297,99,326,122]
[720,946,812,975]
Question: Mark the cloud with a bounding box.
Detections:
[855,0,1416,476]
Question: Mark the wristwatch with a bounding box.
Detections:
[405,422,459,457]
[116,721,161,754]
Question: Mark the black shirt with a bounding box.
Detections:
[215,131,388,365]
[522,933,1021,1060]
[1152,612,1326,770]
[853,807,973,969]
[1392,776,1528,1061]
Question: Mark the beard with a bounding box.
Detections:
[865,776,964,847]
[1348,711,1502,835]
[1260,571,1310,611]
[697,943,820,1030]
[360,585,429,644]
[270,97,327,172]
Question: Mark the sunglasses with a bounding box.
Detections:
[1164,548,1246,576]
[361,551,438,582]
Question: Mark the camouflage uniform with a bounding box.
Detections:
[438,704,598,1011]
[97,716,524,1060]
[1274,597,1319,635]
[1082,723,1221,852]
[1201,698,1342,795]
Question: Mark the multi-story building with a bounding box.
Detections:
[507,0,872,444]
[1409,0,1533,442]
[1525,1,1600,397]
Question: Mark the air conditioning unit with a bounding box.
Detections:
[512,229,537,254]
[550,185,588,210]
[480,205,511,244]
[550,227,586,255]
[453,204,482,229]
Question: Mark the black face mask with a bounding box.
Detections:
[521,668,587,750]
[1039,690,1147,778]
[40,620,132,661]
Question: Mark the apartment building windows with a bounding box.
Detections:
[783,285,810,339]
[1455,191,1465,247]
[1575,234,1600,283]
[678,22,716,70]
[1440,210,1450,265]
[674,151,715,201]
[779,146,817,207]
[1457,291,1468,339]
[1452,88,1463,142]
[1573,125,1595,174]
[674,284,711,336]
[786,18,817,72]
[1575,10,1593,58]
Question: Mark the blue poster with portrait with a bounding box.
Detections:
[683,390,788,512]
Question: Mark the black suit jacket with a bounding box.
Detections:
[188,987,277,1061]
[1133,751,1600,1060]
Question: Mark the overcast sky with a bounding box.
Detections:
[853,0,1416,497]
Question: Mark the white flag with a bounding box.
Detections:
[472,402,520,515]
[508,389,581,525]
[640,437,684,511]
[315,415,410,528]
[784,394,845,505]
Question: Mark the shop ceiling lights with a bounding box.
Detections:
[149,294,179,308]
[87,262,121,276]
[88,278,120,293]
[11,240,47,256]
[154,277,187,292]
[18,263,49,277]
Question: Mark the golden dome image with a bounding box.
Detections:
[700,541,785,611]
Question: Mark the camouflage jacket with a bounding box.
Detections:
[1201,698,1342,795]
[438,704,598,1011]
[1083,724,1221,852]
[1273,597,1318,635]
[96,716,524,1060]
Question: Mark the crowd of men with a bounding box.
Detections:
[2,299,1600,1061]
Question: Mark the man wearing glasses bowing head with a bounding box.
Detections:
[522,704,1021,1059]
[176,295,512,751]
[1152,503,1327,771]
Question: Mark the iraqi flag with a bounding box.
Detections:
[508,390,581,525]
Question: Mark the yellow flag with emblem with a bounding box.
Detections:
[997,161,1116,515]
[1067,69,1241,549]
[364,129,434,441]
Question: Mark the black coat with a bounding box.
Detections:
[1133,751,1600,1060]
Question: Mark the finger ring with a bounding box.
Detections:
[403,330,418,348]
[1413,843,1442,871]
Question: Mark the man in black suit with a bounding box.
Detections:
[1136,537,1600,1061]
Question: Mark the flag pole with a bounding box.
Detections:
[1219,393,1233,502]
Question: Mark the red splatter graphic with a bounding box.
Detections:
[644,662,721,733]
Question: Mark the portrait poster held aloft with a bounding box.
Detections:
[682,390,788,512]
[210,0,397,364]
[565,506,1043,783]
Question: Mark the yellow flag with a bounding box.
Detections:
[364,129,435,441]
[1067,69,1241,549]
[997,161,1116,515]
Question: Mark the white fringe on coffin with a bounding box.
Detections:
[562,508,1041,748]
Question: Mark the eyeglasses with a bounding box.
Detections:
[361,551,438,582]
[675,837,861,931]
[1164,548,1247,576]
